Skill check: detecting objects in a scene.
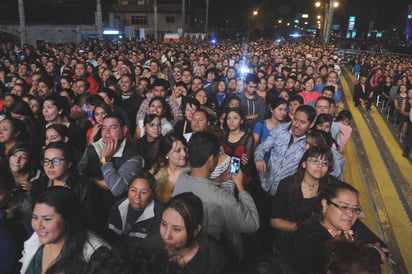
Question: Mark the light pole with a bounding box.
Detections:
[315,0,338,47]
[247,9,258,40]
[18,0,27,46]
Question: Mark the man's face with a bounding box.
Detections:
[150,62,159,74]
[37,82,52,98]
[101,118,124,143]
[191,79,202,93]
[152,85,166,97]
[75,64,86,77]
[74,80,88,96]
[46,62,55,74]
[291,111,312,138]
[120,76,134,94]
[327,72,338,84]
[245,81,257,95]
[315,99,330,115]
[181,71,192,85]
[173,68,182,81]
[275,78,285,89]
[191,111,209,133]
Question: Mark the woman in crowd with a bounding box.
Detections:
[105,170,164,246]
[27,96,44,126]
[86,102,112,146]
[31,142,106,233]
[222,108,254,186]
[335,110,353,152]
[42,94,86,152]
[142,192,230,274]
[0,116,29,165]
[270,146,334,256]
[297,77,320,106]
[306,129,345,180]
[194,89,216,121]
[3,142,41,235]
[151,134,189,204]
[170,81,189,109]
[134,96,174,140]
[174,98,200,137]
[135,114,162,170]
[292,181,388,274]
[253,98,288,147]
[213,79,228,116]
[256,77,268,104]
[19,186,109,274]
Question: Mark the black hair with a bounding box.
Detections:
[46,124,70,142]
[223,107,245,131]
[34,186,88,274]
[103,112,126,128]
[92,102,112,122]
[149,96,172,121]
[129,169,157,193]
[188,132,220,168]
[42,141,74,167]
[288,94,304,105]
[9,99,33,118]
[0,115,29,143]
[43,94,70,118]
[245,73,259,84]
[295,105,316,123]
[324,239,382,274]
[7,142,33,173]
[288,146,334,214]
[152,134,187,174]
[321,85,336,96]
[336,110,352,122]
[165,192,203,247]
[312,181,359,222]
[270,97,288,110]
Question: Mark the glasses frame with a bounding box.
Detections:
[328,200,362,216]
[42,157,67,166]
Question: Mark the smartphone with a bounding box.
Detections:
[229,156,241,174]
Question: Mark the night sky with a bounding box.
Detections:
[0,0,410,34]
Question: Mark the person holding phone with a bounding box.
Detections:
[222,108,254,187]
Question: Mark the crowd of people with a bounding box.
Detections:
[1,36,408,274]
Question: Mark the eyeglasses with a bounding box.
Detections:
[42,157,67,166]
[307,158,330,167]
[328,200,362,216]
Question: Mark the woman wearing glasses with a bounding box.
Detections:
[31,142,107,234]
[270,146,334,257]
[291,181,388,274]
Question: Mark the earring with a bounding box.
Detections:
[166,156,169,160]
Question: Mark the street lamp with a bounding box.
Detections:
[315,0,339,47]
[247,9,258,40]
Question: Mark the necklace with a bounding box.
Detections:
[303,179,318,191]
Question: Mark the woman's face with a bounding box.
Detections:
[303,155,329,181]
[184,103,197,121]
[271,103,287,122]
[128,178,153,211]
[144,117,161,139]
[322,190,360,232]
[194,90,208,106]
[160,208,188,252]
[316,121,331,133]
[258,79,267,90]
[226,111,242,131]
[32,203,65,245]
[217,81,226,93]
[3,95,15,109]
[149,99,164,117]
[29,99,41,115]
[0,119,16,144]
[167,140,187,168]
[43,148,71,181]
[45,128,64,146]
[9,150,29,173]
[94,106,107,125]
[303,79,315,92]
[228,99,240,108]
[60,78,71,89]
[173,86,187,98]
[42,100,60,123]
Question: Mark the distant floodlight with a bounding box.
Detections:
[103,30,119,35]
